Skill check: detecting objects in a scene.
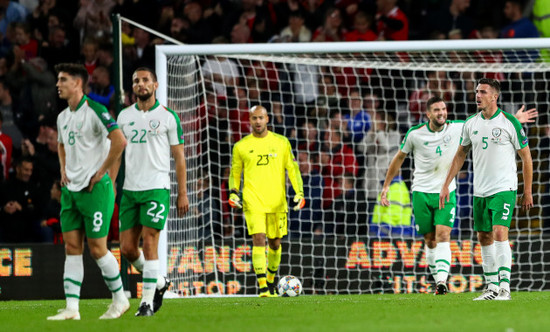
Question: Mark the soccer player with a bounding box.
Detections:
[228,105,305,297]
[48,63,129,320]
[440,78,534,301]
[381,95,536,296]
[117,67,189,316]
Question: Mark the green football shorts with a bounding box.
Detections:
[119,189,170,231]
[412,191,456,235]
[60,174,114,238]
[473,190,517,232]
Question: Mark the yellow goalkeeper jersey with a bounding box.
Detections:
[229,131,303,213]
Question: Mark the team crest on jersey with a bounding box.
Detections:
[520,129,526,137]
[492,128,502,137]
[443,135,451,144]
[149,119,160,129]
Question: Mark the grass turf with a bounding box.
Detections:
[1,292,549,332]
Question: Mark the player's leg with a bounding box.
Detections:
[412,192,437,282]
[490,191,516,301]
[136,226,161,316]
[48,188,84,321]
[245,211,269,296]
[83,175,129,318]
[265,213,287,296]
[433,191,456,294]
[473,196,499,301]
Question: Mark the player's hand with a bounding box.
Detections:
[439,187,450,210]
[380,187,390,207]
[515,105,538,124]
[60,170,70,187]
[229,190,242,209]
[521,192,533,210]
[86,171,104,192]
[293,193,305,211]
[177,193,189,216]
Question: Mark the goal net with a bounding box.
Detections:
[156,38,550,296]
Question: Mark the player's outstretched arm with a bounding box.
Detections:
[515,105,538,124]
[439,145,469,209]
[517,145,534,210]
[380,151,406,207]
[88,128,127,192]
[172,144,189,216]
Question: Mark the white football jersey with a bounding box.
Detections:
[460,109,528,197]
[57,96,118,191]
[400,121,464,193]
[118,100,184,191]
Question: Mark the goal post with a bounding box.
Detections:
[155,38,550,296]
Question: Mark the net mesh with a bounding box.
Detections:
[160,44,550,296]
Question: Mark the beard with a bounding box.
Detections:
[137,91,153,101]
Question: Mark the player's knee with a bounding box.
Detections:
[252,233,266,246]
[120,243,139,261]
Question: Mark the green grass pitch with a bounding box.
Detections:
[1,292,549,332]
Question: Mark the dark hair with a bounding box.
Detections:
[134,67,157,82]
[426,95,445,110]
[54,63,88,84]
[478,78,501,94]
[14,155,34,167]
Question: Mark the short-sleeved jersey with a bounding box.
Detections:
[57,95,119,192]
[229,131,303,213]
[460,109,528,197]
[400,121,463,193]
[117,100,184,191]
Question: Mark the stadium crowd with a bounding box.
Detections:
[0,0,549,243]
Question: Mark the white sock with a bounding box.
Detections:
[131,251,145,272]
[435,242,451,283]
[494,240,512,292]
[132,251,165,290]
[96,251,126,303]
[142,260,159,306]
[426,246,437,282]
[481,244,499,291]
[64,255,83,311]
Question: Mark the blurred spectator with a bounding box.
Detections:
[279,9,311,42]
[229,87,251,143]
[96,41,114,75]
[409,71,455,123]
[40,25,78,69]
[0,0,29,37]
[298,119,320,153]
[0,156,43,243]
[184,2,215,44]
[0,79,22,151]
[375,0,409,41]
[21,57,58,121]
[358,112,401,202]
[344,89,372,144]
[28,0,72,42]
[424,0,474,40]
[289,151,323,237]
[40,179,62,244]
[288,61,319,126]
[88,65,114,108]
[223,0,275,43]
[320,128,358,209]
[316,74,342,109]
[80,38,98,76]
[230,22,251,44]
[344,11,376,41]
[270,100,286,135]
[168,16,187,43]
[333,173,367,237]
[73,0,115,40]
[312,7,347,42]
[14,22,38,60]
[501,0,539,39]
[131,28,155,69]
[0,110,12,180]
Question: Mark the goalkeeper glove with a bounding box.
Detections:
[228,189,242,209]
[293,193,306,211]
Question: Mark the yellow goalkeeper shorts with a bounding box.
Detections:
[244,211,288,239]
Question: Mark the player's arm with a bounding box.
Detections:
[285,142,305,211]
[517,145,534,210]
[228,144,243,209]
[88,128,127,192]
[380,150,407,207]
[171,144,189,216]
[439,144,470,209]
[58,142,69,186]
[515,105,538,124]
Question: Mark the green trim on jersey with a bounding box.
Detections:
[134,99,161,111]
[502,110,529,148]
[465,113,477,123]
[86,96,119,133]
[480,108,501,120]
[72,95,87,112]
[400,123,427,149]
[165,105,185,144]
[447,120,465,124]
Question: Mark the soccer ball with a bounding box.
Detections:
[277,275,302,297]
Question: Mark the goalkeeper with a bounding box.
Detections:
[228,105,305,297]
